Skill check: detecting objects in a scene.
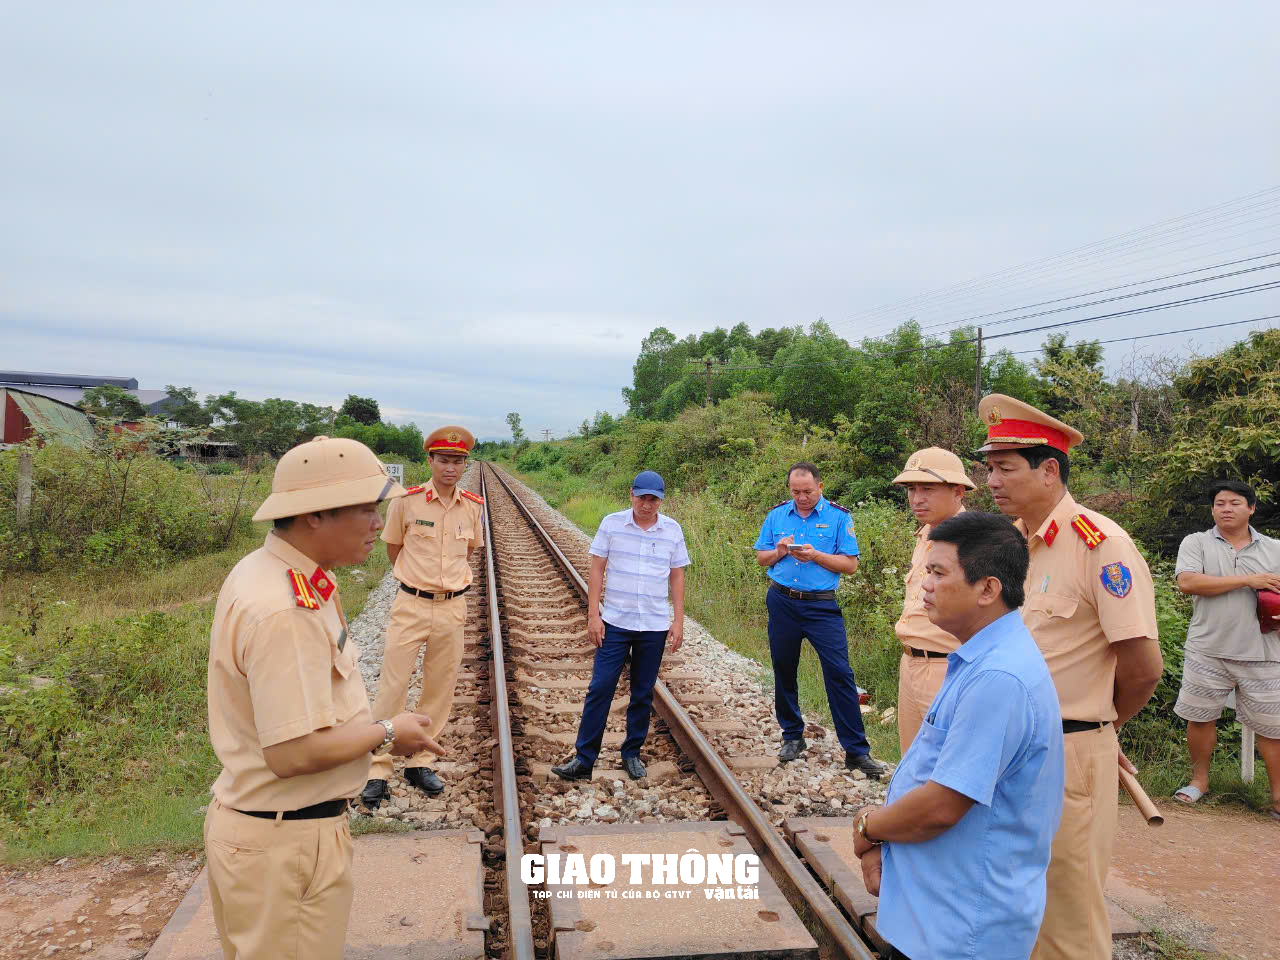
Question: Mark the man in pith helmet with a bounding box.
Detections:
[206,436,442,959]
[361,425,485,808]
[891,446,975,752]
[978,394,1163,960]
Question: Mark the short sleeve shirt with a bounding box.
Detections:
[381,481,485,592]
[878,611,1065,960]
[591,509,691,632]
[895,513,964,654]
[753,497,859,592]
[208,533,372,810]
[1176,527,1280,661]
[1016,494,1159,722]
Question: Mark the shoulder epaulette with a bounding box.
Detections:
[403,484,425,495]
[826,501,850,515]
[288,569,320,610]
[1070,514,1107,550]
[770,500,790,512]
[460,489,485,505]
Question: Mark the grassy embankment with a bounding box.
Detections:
[0,453,435,863]
[500,399,1272,813]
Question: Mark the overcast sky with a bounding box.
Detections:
[3,3,1278,438]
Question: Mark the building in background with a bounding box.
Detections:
[0,388,95,447]
[0,371,179,417]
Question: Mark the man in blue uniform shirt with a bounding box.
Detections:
[852,511,1065,960]
[753,461,885,777]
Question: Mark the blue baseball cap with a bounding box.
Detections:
[631,470,665,499]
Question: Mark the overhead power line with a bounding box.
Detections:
[998,314,1279,357]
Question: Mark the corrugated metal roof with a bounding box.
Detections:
[0,371,138,389]
[3,389,94,446]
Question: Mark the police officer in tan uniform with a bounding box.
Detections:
[206,436,442,960]
[978,395,1164,960]
[891,447,975,753]
[361,425,485,808]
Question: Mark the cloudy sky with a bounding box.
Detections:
[3,3,1278,438]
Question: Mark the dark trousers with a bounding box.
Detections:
[574,622,667,768]
[765,586,870,756]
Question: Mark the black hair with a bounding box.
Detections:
[1208,480,1256,508]
[928,512,1028,610]
[1013,445,1070,485]
[788,461,821,483]
[273,508,342,530]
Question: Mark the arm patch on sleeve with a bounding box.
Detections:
[1100,562,1133,598]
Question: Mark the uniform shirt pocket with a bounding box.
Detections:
[1022,593,1080,651]
[330,643,365,722]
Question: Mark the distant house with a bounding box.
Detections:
[0,388,95,447]
[0,371,179,418]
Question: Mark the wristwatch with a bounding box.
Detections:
[855,806,882,846]
[374,719,396,754]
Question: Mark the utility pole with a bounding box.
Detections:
[974,326,983,406]
[541,429,552,442]
[686,357,727,407]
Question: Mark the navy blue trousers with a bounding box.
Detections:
[574,622,667,768]
[765,587,870,756]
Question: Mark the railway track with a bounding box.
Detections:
[472,462,882,960]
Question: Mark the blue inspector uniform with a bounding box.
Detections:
[754,497,873,760]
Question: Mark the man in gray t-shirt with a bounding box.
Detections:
[1173,481,1280,817]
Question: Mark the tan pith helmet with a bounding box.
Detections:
[252,436,408,522]
[892,447,976,490]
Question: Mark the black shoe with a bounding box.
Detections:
[551,756,593,781]
[403,767,444,795]
[845,752,887,779]
[622,756,647,780]
[359,779,389,809]
[778,738,807,763]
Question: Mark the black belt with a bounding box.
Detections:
[905,646,948,659]
[400,582,470,600]
[235,798,349,820]
[1062,719,1106,734]
[769,583,836,601]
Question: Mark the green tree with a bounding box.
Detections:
[79,385,148,421]
[339,395,381,425]
[163,385,214,427]
[205,393,334,456]
[506,412,527,446]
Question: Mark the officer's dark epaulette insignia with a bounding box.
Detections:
[403,484,425,495]
[1070,514,1107,550]
[288,569,320,610]
[771,500,790,512]
[826,501,850,514]
[460,489,485,505]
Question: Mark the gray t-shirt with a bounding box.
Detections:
[1175,526,1280,661]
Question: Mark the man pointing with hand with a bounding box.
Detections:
[552,470,690,782]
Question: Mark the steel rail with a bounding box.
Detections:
[478,466,536,960]
[483,463,876,960]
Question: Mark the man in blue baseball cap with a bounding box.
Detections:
[552,470,691,781]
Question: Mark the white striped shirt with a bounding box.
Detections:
[591,509,691,631]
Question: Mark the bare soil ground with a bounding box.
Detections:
[1109,802,1279,959]
[0,854,201,960]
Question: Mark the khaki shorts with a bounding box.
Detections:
[1174,650,1280,738]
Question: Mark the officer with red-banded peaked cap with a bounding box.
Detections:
[361,424,485,808]
[977,395,1163,960]
[207,436,441,959]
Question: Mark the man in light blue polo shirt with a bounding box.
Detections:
[754,460,884,777]
[852,511,1064,960]
[552,470,690,782]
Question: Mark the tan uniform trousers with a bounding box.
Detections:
[1032,722,1119,960]
[896,652,950,755]
[369,589,467,778]
[204,798,353,960]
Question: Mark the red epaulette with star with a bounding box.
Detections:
[1070,514,1107,550]
[403,484,425,496]
[460,489,485,506]
[288,569,320,610]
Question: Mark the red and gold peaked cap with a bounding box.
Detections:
[425,425,475,455]
[976,394,1083,455]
